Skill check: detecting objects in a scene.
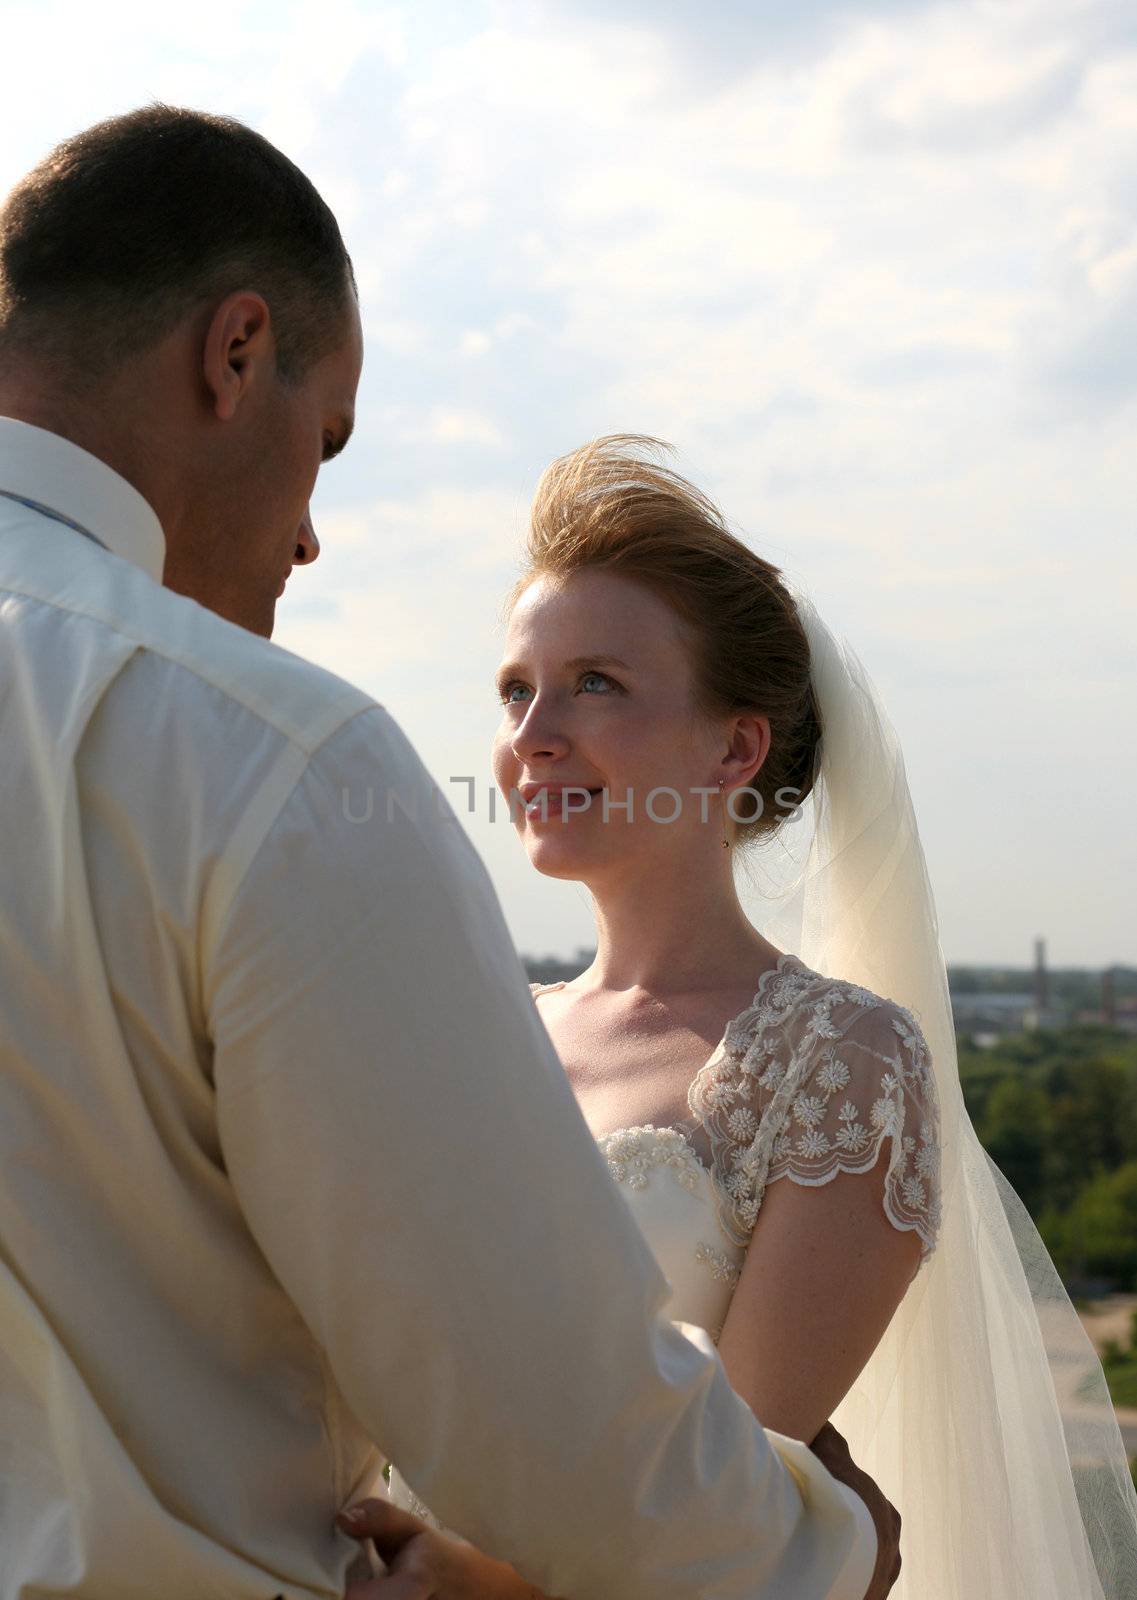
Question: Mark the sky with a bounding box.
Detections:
[1,0,1134,966]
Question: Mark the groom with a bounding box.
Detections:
[0,106,898,1599]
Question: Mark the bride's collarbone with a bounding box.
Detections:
[536,977,766,1059]
[535,986,755,1135]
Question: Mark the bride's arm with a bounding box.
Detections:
[708,994,939,1447]
[715,1143,922,1444]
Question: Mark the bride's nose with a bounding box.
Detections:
[510,701,571,762]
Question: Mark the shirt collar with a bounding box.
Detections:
[0,416,166,584]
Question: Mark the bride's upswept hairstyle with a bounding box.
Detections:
[504,435,821,844]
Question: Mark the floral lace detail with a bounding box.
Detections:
[695,1240,742,1286]
[598,1124,704,1194]
[688,956,942,1263]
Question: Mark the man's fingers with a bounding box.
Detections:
[337,1497,429,1560]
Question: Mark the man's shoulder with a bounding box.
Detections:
[101,567,380,757]
[2,520,393,762]
[159,590,377,753]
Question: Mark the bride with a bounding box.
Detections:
[343,436,1137,1598]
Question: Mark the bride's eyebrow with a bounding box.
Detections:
[494,653,631,692]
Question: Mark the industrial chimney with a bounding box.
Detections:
[1034,937,1048,1013]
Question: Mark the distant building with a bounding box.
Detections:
[1073,967,1137,1034]
[949,938,1065,1041]
[950,991,1040,1039]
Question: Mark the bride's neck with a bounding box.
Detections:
[580,862,775,997]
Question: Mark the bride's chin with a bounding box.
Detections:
[524,842,583,875]
[522,835,605,879]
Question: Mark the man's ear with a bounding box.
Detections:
[201,291,274,422]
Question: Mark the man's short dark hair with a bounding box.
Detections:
[0,104,355,384]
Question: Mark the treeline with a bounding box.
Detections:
[958,1027,1137,1289]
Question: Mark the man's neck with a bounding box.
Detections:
[0,383,175,553]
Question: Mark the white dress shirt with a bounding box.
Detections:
[0,416,876,1600]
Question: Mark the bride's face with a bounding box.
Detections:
[492,568,729,883]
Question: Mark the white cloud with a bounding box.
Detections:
[2,0,1134,963]
[426,408,509,447]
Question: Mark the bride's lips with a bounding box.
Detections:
[518,783,604,818]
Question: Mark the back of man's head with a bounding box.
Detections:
[0,104,354,387]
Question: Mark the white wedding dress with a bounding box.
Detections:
[387,950,941,1539]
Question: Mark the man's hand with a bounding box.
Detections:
[334,1430,898,1600]
[337,1498,551,1600]
[809,1422,901,1599]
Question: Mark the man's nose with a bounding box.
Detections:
[294,508,320,566]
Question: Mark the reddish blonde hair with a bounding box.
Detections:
[504,435,821,844]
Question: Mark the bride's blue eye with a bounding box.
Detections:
[497,670,619,705]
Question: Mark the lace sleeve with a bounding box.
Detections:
[688,974,942,1265]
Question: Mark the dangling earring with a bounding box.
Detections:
[718,778,730,849]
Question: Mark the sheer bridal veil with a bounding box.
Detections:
[744,592,1137,1599]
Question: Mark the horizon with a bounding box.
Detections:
[517,946,1137,976]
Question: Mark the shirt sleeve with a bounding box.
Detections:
[206,705,877,1600]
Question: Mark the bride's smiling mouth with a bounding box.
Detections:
[519,784,605,819]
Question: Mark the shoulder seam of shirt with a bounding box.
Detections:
[0,577,375,759]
